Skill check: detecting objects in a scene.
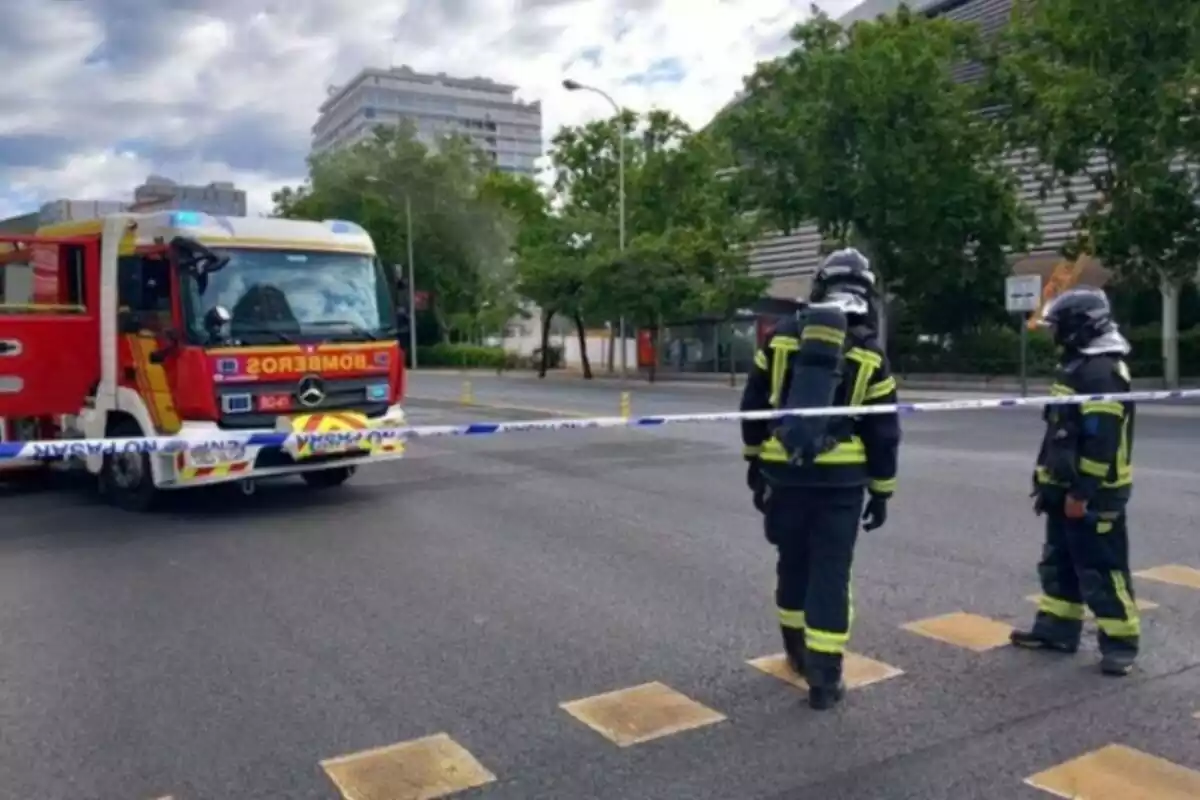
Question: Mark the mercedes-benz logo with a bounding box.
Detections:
[296,375,326,408]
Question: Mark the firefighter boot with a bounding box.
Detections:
[1009,613,1081,654]
[780,626,806,676]
[804,654,845,711]
[1098,633,1138,677]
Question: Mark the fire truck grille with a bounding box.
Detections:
[214,377,389,430]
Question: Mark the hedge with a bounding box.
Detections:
[415,343,566,371]
[416,343,518,369]
[889,324,1200,377]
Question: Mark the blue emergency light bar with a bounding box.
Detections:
[326,219,365,235]
[170,211,204,227]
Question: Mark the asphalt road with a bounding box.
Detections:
[1,371,1199,800]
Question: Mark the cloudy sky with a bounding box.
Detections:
[1,0,859,220]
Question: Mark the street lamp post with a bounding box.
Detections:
[562,79,628,380]
[365,175,418,369]
[404,192,417,369]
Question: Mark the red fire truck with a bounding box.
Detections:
[0,210,410,510]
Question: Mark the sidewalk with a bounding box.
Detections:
[412,368,1200,417]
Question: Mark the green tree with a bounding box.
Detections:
[478,169,599,376]
[272,122,511,343]
[546,109,766,377]
[720,4,1035,338]
[988,0,1200,385]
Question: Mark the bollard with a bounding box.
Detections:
[619,391,631,419]
[460,380,474,405]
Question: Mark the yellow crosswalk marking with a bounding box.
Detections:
[320,732,496,799]
[1134,564,1200,591]
[1024,743,1200,799]
[901,611,1014,652]
[747,651,903,690]
[559,681,726,747]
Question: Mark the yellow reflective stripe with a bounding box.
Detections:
[767,335,799,407]
[1079,457,1110,478]
[863,375,896,402]
[1113,416,1133,485]
[805,628,848,654]
[1081,400,1123,416]
[800,324,847,347]
[846,356,877,407]
[815,437,865,464]
[1050,382,1073,396]
[778,608,806,629]
[1037,595,1085,621]
[1096,520,1113,534]
[1035,465,1065,486]
[743,444,763,457]
[846,346,882,369]
[1097,617,1140,637]
[869,477,897,494]
[1103,571,1141,638]
[754,349,768,370]
[760,435,865,464]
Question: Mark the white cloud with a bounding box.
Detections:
[0,0,861,220]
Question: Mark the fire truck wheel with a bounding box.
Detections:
[99,417,161,512]
[301,466,355,489]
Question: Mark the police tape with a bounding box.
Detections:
[1,387,1198,461]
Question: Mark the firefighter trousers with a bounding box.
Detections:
[1031,503,1140,656]
[765,484,864,688]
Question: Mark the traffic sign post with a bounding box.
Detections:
[1006,275,1043,397]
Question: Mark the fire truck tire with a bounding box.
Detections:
[301,466,355,489]
[99,416,161,512]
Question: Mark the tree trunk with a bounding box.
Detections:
[606,325,615,372]
[1161,277,1180,388]
[574,313,593,379]
[538,309,554,378]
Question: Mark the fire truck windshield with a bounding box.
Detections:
[182,248,396,345]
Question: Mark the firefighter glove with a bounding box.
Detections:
[753,482,771,515]
[1064,494,1088,519]
[862,493,888,531]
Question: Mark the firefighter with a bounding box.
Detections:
[1010,286,1140,676]
[741,248,900,710]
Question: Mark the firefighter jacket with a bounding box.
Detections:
[740,314,900,497]
[1035,354,1135,503]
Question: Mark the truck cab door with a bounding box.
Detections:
[0,237,100,417]
[117,246,184,434]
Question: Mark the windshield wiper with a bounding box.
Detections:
[306,320,381,341]
[237,328,296,344]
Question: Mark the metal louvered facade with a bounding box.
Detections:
[743,0,1095,297]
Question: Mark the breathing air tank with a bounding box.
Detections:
[777,303,849,464]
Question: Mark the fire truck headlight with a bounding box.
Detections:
[222,443,246,462]
[190,448,218,466]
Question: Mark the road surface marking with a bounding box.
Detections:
[747,651,903,690]
[1134,564,1200,591]
[900,611,1015,652]
[1024,594,1159,614]
[559,681,727,747]
[320,732,496,799]
[1024,743,1200,799]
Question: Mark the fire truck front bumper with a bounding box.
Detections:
[155,405,409,489]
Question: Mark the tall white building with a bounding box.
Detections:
[311,65,544,176]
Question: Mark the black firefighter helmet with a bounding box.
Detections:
[1037,285,1116,351]
[809,247,878,326]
